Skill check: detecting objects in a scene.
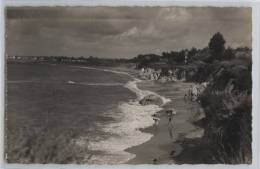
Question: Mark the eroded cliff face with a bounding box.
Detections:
[138,67,186,82]
[138,60,213,84]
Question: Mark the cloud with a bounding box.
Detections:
[119,27,138,38]
[116,24,161,41]
[6,6,251,58]
[157,7,192,21]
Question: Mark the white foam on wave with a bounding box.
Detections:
[72,66,171,164]
[87,101,162,164]
[125,78,171,105]
[67,80,76,84]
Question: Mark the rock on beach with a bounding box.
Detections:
[139,94,163,106]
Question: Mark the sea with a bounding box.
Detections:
[6,63,170,164]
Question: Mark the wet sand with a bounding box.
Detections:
[126,81,205,164]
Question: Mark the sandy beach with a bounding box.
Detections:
[126,81,205,164]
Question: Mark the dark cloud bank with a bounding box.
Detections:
[6,7,251,58]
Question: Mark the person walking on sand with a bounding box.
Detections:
[192,84,199,101]
[184,93,188,101]
[167,109,177,119]
[153,116,160,131]
[153,158,158,164]
[188,85,193,101]
[153,117,160,126]
[168,116,174,140]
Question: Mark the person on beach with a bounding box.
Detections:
[166,109,177,119]
[184,93,188,101]
[168,117,172,124]
[153,116,160,131]
[172,109,177,116]
[153,117,160,126]
[187,84,200,102]
[168,116,174,140]
[188,85,193,101]
[192,85,197,101]
[170,150,176,157]
[196,86,201,102]
[153,158,158,164]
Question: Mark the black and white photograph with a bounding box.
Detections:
[4,5,254,165]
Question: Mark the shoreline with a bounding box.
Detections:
[74,65,171,164]
[47,64,205,164]
[126,81,205,164]
[77,65,205,164]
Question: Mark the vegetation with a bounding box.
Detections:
[130,32,252,164]
[7,32,252,164]
[198,60,252,163]
[208,32,226,62]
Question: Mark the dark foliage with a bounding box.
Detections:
[223,47,236,60]
[208,32,226,62]
[198,61,252,163]
[131,54,161,68]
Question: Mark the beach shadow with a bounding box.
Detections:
[174,138,213,164]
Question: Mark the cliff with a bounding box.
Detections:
[197,59,252,164]
[134,48,252,164]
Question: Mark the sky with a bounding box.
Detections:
[6,6,252,58]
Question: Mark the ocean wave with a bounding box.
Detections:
[87,101,162,164]
[73,66,171,164]
[125,78,171,105]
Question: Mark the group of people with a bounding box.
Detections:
[184,84,202,102]
[151,108,177,164]
[150,84,207,164]
[152,108,177,139]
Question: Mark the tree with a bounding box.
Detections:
[187,47,198,62]
[208,32,226,61]
[133,54,161,68]
[223,47,235,60]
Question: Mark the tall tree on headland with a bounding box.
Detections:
[208,32,226,61]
